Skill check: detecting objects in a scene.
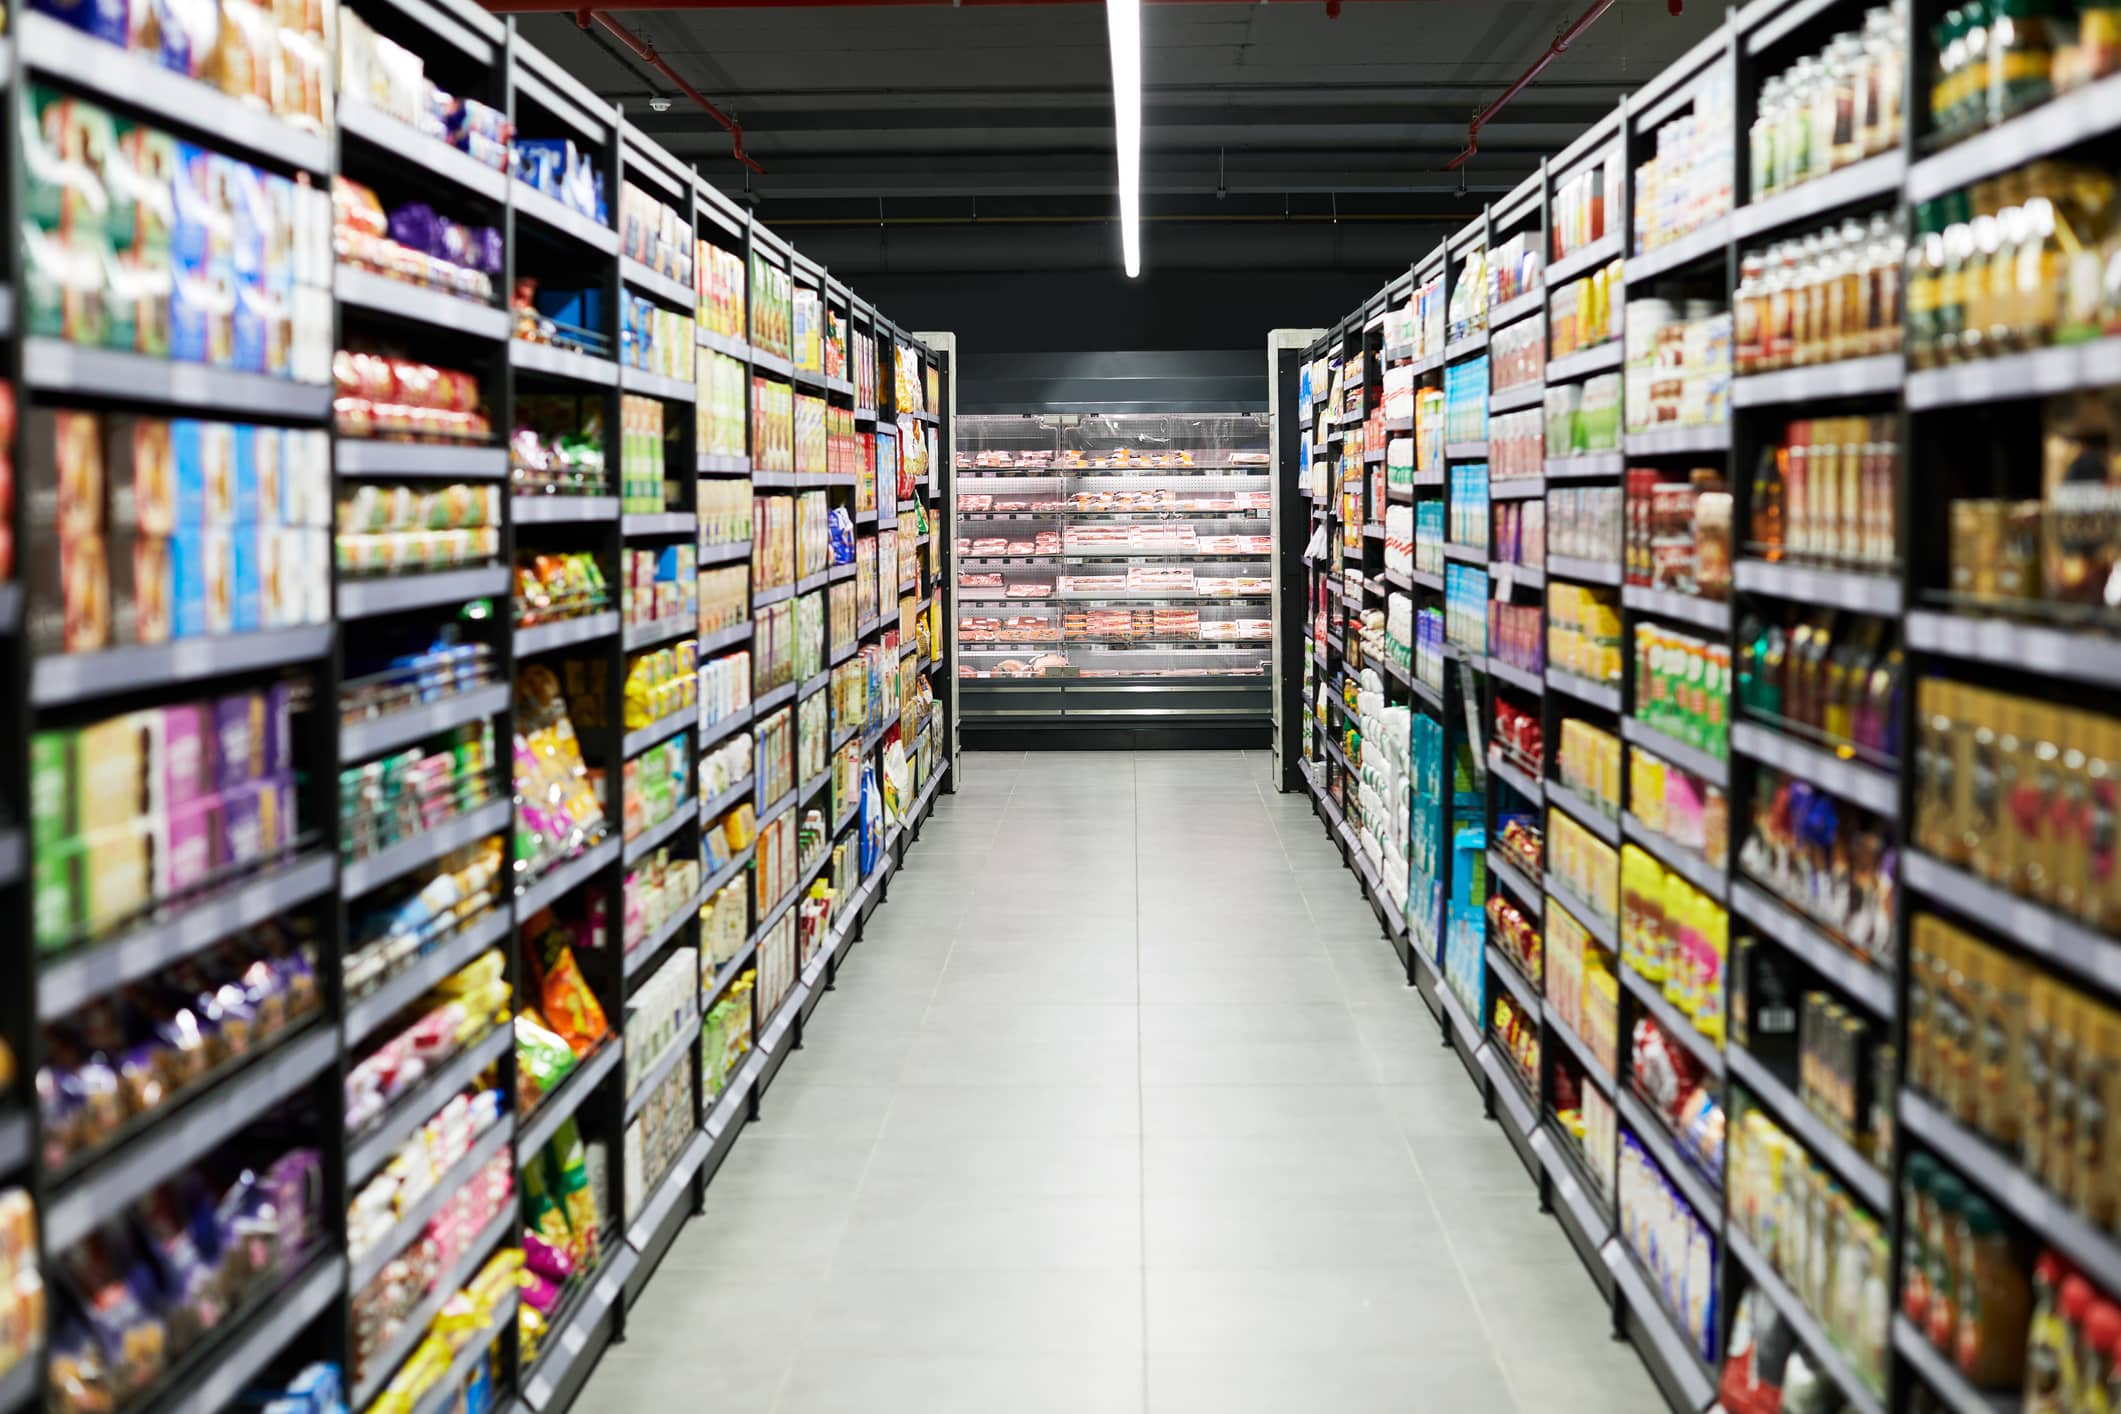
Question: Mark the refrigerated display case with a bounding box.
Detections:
[954,411,1275,744]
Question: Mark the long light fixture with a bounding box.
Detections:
[1106,0,1142,278]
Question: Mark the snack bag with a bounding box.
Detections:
[549,1117,600,1263]
[513,1011,575,1112]
[518,1147,570,1256]
[538,945,608,1057]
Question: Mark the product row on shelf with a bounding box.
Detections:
[1289,0,2121,1408]
[0,0,956,1411]
[953,411,1273,743]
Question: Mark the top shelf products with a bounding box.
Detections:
[1634,67,1736,257]
[1750,4,1909,203]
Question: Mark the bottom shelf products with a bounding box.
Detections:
[362,1251,516,1414]
[351,1152,514,1389]
[48,1145,323,1414]
[1618,1129,1719,1367]
[702,972,754,1102]
[1727,1094,1889,1396]
[517,1119,608,1368]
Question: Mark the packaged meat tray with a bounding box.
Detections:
[1127,566,1195,591]
[1056,575,1128,594]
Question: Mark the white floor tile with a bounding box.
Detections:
[590,749,1662,1414]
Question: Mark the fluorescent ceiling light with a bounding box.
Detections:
[1106,0,1142,278]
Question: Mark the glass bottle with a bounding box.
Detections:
[1868,6,1908,154]
[1869,212,1905,355]
[2061,165,2118,343]
[1993,173,2044,351]
[1764,241,1796,372]
[1753,76,1783,200]
[1857,12,1884,155]
[1966,189,2004,360]
[1798,232,1831,367]
[1937,195,1975,362]
[1989,0,2059,125]
[1830,34,1866,170]
[1959,0,1993,133]
[1818,225,1849,364]
[1908,202,1944,365]
[1752,442,1786,560]
[1840,218,1872,361]
[1934,6,1964,140]
[1789,56,1821,188]
[1735,250,1767,372]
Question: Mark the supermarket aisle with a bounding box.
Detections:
[583,751,1662,1413]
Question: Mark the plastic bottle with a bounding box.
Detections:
[2062,1274,2100,1411]
[2082,1298,2121,1414]
[1904,1154,1938,1326]
[1927,1173,1967,1352]
[1735,252,1767,373]
[2025,1252,2072,1412]
[1955,1194,2032,1385]
[1987,0,2059,125]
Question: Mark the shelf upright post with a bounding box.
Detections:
[600,102,636,1352]
[1,33,48,1414]
[927,339,955,793]
[1271,333,1312,796]
[739,205,766,1126]
[1527,155,1555,1161]
[495,24,528,1398]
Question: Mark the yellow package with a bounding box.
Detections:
[435,948,506,997]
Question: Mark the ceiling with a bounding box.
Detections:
[519,0,1721,276]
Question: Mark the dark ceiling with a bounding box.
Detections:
[521,0,1719,277]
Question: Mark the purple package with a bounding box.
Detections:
[159,703,210,812]
[162,794,218,897]
[221,782,263,868]
[388,203,443,259]
[436,217,473,271]
[264,682,294,777]
[475,228,504,275]
[262,1148,322,1244]
[213,691,263,789]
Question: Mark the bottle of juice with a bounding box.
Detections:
[1954,1195,2032,1385]
[2024,1251,2071,1412]
[2081,1298,2120,1414]
[2061,1274,2100,1410]
[1904,1154,1938,1325]
[1927,1173,1967,1351]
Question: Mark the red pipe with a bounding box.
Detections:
[584,10,765,172]
[1441,0,1615,171]
[495,0,1379,10]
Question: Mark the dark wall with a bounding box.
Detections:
[861,268,1386,359]
[786,217,1431,363]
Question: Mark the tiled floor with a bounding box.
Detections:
[583,750,1664,1413]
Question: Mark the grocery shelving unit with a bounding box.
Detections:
[1282,0,2121,1407]
[951,410,1273,748]
[0,1,955,1410]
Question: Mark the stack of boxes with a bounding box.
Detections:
[33,684,297,950]
[30,411,333,656]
